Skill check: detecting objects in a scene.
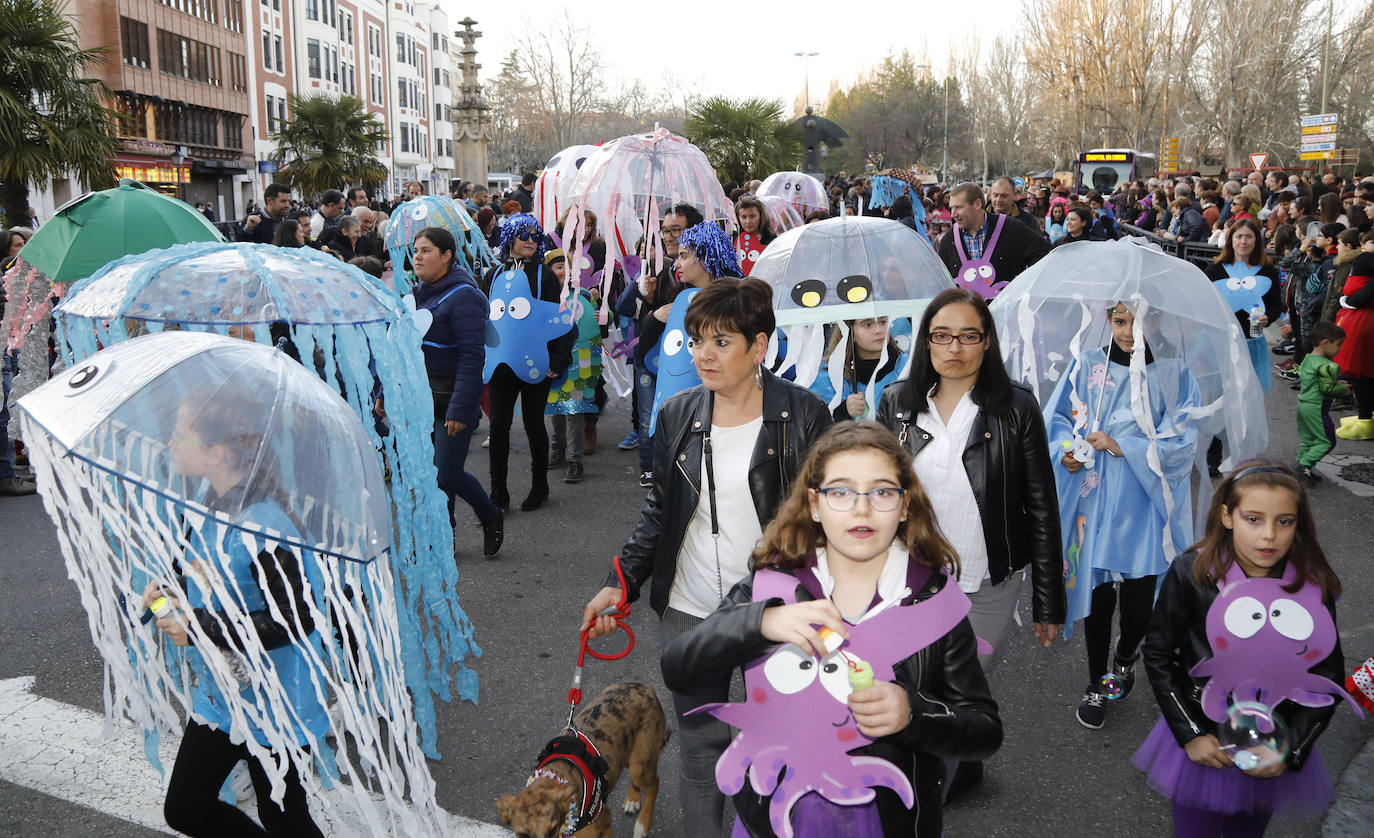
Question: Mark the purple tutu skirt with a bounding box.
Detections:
[1132,717,1332,817]
[730,793,883,838]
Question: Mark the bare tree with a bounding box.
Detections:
[514,11,607,150]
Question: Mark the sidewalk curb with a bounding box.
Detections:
[1322,733,1374,836]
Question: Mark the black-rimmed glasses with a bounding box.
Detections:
[928,330,985,346]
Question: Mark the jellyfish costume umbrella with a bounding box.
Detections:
[533,143,601,230]
[560,127,735,296]
[989,238,1269,534]
[750,215,955,411]
[52,242,479,758]
[384,195,497,292]
[15,331,446,834]
[759,195,804,234]
[868,168,929,240]
[757,171,828,215]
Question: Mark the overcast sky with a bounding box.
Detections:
[450,0,1024,112]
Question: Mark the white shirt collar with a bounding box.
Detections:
[813,543,911,624]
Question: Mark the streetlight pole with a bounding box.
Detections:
[1320,0,1333,113]
[794,51,819,113]
[169,145,188,202]
[942,77,950,185]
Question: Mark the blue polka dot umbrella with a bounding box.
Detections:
[53,241,480,759]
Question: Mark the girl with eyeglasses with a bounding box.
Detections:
[876,287,1064,800]
[661,421,1002,838]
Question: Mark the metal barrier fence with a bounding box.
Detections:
[214,221,240,241]
[1117,222,1222,270]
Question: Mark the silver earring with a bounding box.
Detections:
[812,514,820,521]
[756,364,764,389]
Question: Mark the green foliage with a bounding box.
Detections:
[684,97,802,184]
[271,94,389,199]
[0,0,122,227]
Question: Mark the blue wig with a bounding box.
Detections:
[678,221,741,279]
[498,213,547,263]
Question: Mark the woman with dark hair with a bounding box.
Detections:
[273,218,306,248]
[482,213,576,511]
[1053,205,1098,248]
[582,278,831,838]
[392,226,503,557]
[886,194,919,232]
[1044,201,1068,242]
[733,194,775,276]
[1318,192,1347,227]
[875,287,1063,797]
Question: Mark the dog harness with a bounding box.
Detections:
[529,729,610,835]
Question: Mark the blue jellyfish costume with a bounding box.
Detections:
[868,170,930,241]
[385,195,498,292]
[53,241,479,758]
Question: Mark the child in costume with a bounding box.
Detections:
[734,194,775,277]
[1295,320,1350,483]
[1047,302,1200,730]
[661,422,1001,838]
[543,249,603,485]
[811,317,907,422]
[1136,461,1359,837]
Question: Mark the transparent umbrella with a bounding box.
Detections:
[757,171,828,215]
[383,195,496,290]
[989,238,1268,526]
[54,241,479,757]
[533,143,601,230]
[751,215,954,394]
[760,195,804,234]
[16,331,445,834]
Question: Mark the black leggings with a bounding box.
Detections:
[164,720,323,837]
[1084,576,1157,683]
[487,365,554,495]
[1352,376,1374,420]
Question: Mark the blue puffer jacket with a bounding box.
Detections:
[415,263,488,426]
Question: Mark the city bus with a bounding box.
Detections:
[1073,149,1156,195]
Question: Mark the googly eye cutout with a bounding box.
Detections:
[791,279,827,308]
[837,275,872,304]
[663,329,685,356]
[763,644,819,695]
[1240,276,1257,290]
[507,297,531,320]
[410,205,427,220]
[978,264,994,279]
[489,299,506,320]
[818,654,852,703]
[963,267,978,283]
[66,363,103,392]
[1267,599,1314,642]
[1226,276,1244,291]
[1223,595,1267,639]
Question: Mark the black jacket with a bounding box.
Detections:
[937,212,1049,286]
[481,260,577,379]
[1174,205,1210,242]
[661,557,1002,837]
[609,371,832,615]
[1142,553,1342,771]
[1202,263,1283,336]
[875,383,1066,625]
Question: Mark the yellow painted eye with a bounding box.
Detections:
[802,291,821,307]
[838,274,872,303]
[790,279,826,308]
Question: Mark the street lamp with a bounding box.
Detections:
[169,145,188,202]
[794,51,819,113]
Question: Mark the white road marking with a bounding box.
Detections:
[0,676,510,836]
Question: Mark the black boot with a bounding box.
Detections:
[491,486,510,513]
[481,510,504,559]
[520,481,549,511]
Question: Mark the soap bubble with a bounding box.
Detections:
[1218,701,1290,771]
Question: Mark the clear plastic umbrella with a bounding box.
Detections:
[383,195,496,290]
[561,127,735,281]
[54,241,479,757]
[758,171,828,215]
[16,331,445,834]
[989,238,1269,523]
[750,215,955,400]
[533,143,601,230]
[760,194,804,234]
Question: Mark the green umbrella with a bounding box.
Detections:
[19,178,224,283]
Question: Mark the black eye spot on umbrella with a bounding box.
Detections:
[837,275,872,304]
[574,156,588,168]
[791,279,827,308]
[68,364,100,389]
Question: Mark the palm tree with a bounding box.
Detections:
[0,0,121,228]
[272,94,389,199]
[684,97,803,185]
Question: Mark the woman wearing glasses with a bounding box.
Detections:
[482,213,577,511]
[876,287,1063,796]
[582,278,831,838]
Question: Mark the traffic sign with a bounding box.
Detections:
[1301,140,1336,152]
[1301,113,1338,127]
[1248,153,1268,171]
[1300,150,1334,161]
[1302,124,1337,135]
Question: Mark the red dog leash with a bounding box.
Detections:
[566,555,635,723]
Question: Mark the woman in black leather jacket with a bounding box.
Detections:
[582,277,831,838]
[661,421,1001,837]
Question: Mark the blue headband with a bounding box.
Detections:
[678,221,740,279]
[498,213,547,263]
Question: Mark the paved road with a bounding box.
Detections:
[1,368,1370,836]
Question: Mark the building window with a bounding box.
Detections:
[265,94,279,133]
[224,0,243,32]
[228,52,247,93]
[397,79,407,108]
[304,0,317,20]
[339,11,352,45]
[261,30,271,70]
[273,35,283,72]
[322,0,334,27]
[117,95,148,138]
[120,17,150,69]
[223,114,243,149]
[157,30,222,86]
[368,25,380,58]
[307,39,321,79]
[400,122,409,153]
[395,33,404,63]
[370,72,383,105]
[159,0,217,25]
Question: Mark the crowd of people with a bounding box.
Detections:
[4,163,1372,838]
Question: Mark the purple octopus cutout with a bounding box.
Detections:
[1191,562,1364,722]
[689,568,972,838]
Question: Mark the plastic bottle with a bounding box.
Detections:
[1250,305,1264,338]
[848,659,875,692]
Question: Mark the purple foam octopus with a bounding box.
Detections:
[1191,562,1363,722]
[690,568,972,838]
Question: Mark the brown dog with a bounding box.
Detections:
[497,682,670,838]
